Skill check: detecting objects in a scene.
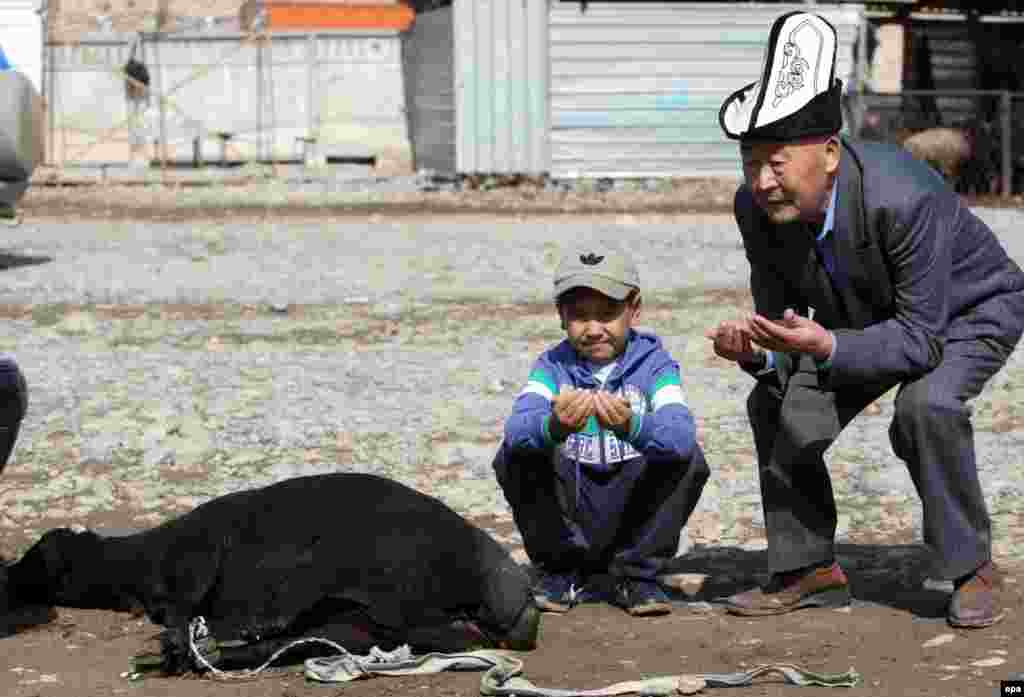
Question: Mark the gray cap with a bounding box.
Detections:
[553,246,641,301]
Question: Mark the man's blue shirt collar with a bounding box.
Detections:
[818,183,838,241]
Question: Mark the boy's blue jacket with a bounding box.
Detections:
[504,330,696,472]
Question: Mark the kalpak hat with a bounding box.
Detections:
[719,11,843,141]
[553,246,640,302]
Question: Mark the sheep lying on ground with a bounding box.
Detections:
[901,123,1000,194]
[0,473,540,674]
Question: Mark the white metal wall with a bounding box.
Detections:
[0,0,44,92]
[47,30,409,166]
[549,2,864,178]
[454,0,549,174]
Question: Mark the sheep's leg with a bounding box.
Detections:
[158,622,194,674]
[141,531,226,673]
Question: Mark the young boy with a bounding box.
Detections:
[493,246,709,617]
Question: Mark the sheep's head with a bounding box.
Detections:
[8,528,105,608]
[0,564,11,618]
[0,531,86,636]
[0,564,31,637]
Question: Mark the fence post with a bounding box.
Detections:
[1001,90,1012,197]
[307,34,315,148]
[850,14,868,136]
[154,33,168,167]
[258,35,264,163]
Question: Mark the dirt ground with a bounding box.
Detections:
[2,182,1023,696]
[1,532,1021,697]
[16,176,1024,223]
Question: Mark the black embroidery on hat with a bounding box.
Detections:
[719,11,841,142]
[748,9,802,139]
[772,20,825,109]
[580,253,604,265]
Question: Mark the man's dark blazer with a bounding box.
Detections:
[736,137,1024,391]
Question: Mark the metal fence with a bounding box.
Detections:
[45,28,411,169]
[847,88,1024,196]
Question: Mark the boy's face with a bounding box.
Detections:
[558,287,640,364]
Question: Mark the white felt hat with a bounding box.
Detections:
[719,11,843,141]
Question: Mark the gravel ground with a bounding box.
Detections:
[1,189,1023,696]
[1,201,1023,569]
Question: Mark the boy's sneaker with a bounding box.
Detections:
[533,571,586,613]
[611,578,673,617]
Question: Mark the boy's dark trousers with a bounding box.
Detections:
[0,357,27,472]
[492,442,709,580]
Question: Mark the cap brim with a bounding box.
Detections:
[554,274,636,301]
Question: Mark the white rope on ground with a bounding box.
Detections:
[184,616,351,681]
[305,648,862,696]
[142,616,862,694]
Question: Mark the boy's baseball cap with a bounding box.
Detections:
[553,246,641,301]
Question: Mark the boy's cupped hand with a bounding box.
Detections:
[552,387,633,438]
[593,391,632,435]
[552,387,596,434]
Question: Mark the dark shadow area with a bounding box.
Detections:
[0,604,58,638]
[663,542,952,620]
[0,252,53,271]
[0,560,58,637]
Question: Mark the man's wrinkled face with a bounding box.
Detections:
[741,135,840,225]
[558,287,640,364]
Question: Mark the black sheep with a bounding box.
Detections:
[0,473,539,674]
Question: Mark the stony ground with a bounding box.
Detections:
[0,180,1022,696]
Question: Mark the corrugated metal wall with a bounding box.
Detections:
[454,0,549,174]
[48,30,409,166]
[0,0,44,92]
[548,2,863,178]
[402,6,455,173]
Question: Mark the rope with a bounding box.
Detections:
[304,648,863,695]
[141,617,864,693]
[185,616,350,681]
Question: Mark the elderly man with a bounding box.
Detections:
[706,11,1024,629]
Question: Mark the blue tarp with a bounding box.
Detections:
[0,45,11,70]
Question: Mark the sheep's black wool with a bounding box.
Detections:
[0,473,539,673]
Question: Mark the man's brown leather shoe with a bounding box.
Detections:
[725,562,851,616]
[948,561,1005,629]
